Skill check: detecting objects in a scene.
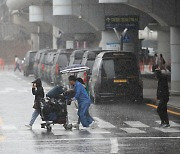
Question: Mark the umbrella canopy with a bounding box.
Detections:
[60,64,90,74]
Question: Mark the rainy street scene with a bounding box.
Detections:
[0,0,180,154]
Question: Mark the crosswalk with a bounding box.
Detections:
[1,119,180,135]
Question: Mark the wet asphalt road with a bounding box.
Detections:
[0,71,180,154]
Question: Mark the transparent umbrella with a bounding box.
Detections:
[60,64,90,74]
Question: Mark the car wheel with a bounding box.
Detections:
[133,95,143,103]
[94,95,100,104]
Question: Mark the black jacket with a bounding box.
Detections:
[157,74,169,101]
[32,87,44,102]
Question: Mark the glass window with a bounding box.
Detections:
[102,58,138,78]
[58,54,68,67]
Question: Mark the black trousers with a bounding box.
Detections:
[157,98,169,124]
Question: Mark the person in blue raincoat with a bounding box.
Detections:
[68,75,95,128]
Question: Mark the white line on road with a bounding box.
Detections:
[120,128,146,133]
[110,138,119,154]
[124,121,149,128]
[93,117,116,128]
[1,125,18,130]
[2,136,180,143]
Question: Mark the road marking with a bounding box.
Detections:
[153,127,180,133]
[2,136,180,143]
[0,88,15,94]
[93,117,116,128]
[120,128,146,133]
[1,125,18,130]
[85,128,111,134]
[53,130,74,136]
[110,138,119,153]
[146,103,180,116]
[155,121,180,127]
[124,121,149,128]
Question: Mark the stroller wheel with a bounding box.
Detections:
[46,125,52,132]
[63,124,72,130]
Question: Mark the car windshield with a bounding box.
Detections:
[29,52,36,62]
[58,54,69,67]
[75,52,84,59]
[102,58,138,78]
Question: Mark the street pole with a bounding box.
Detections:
[120,34,123,51]
[113,28,128,51]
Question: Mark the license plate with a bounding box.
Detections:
[114,79,127,83]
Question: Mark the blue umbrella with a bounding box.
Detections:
[60,64,90,74]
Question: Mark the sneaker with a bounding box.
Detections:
[159,123,165,127]
[163,124,170,128]
[73,123,79,130]
[25,124,32,129]
[89,121,98,129]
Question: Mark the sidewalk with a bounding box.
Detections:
[142,74,180,114]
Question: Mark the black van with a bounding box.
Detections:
[81,49,103,75]
[69,49,87,66]
[23,50,37,76]
[50,50,69,85]
[89,51,143,104]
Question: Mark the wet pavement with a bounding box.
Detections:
[0,71,180,154]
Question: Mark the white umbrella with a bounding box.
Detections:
[60,64,90,74]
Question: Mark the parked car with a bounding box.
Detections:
[79,49,104,90]
[23,50,37,76]
[89,51,143,104]
[69,49,87,66]
[33,49,47,79]
[50,50,69,85]
[44,50,57,82]
[37,49,57,80]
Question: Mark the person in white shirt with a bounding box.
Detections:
[14,55,21,72]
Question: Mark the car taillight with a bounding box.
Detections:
[55,64,59,75]
[42,64,45,71]
[83,71,87,84]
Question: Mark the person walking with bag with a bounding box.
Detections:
[155,69,170,127]
[25,78,44,129]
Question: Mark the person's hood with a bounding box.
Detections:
[32,78,42,87]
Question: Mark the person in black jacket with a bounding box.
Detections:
[155,69,170,127]
[25,78,44,129]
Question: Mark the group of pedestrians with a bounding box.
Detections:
[25,75,96,130]
[153,53,166,72]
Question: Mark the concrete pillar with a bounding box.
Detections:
[53,26,61,49]
[29,5,44,22]
[53,0,72,15]
[170,27,180,95]
[157,30,170,63]
[31,33,39,50]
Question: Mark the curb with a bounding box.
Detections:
[144,98,180,115]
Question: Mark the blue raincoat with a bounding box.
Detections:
[74,81,93,127]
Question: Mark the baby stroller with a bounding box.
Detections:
[40,85,74,132]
